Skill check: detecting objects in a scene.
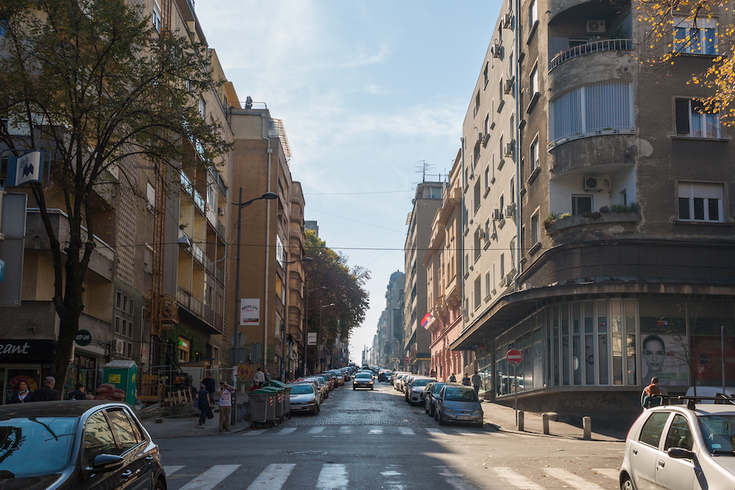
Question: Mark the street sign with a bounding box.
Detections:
[404,356,410,363]
[507,349,523,365]
[74,330,92,346]
[307,332,317,346]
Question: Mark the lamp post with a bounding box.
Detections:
[304,286,326,376]
[317,301,335,373]
[231,188,277,426]
[282,256,312,381]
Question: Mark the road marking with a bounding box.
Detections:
[164,465,183,476]
[425,428,442,434]
[178,464,240,490]
[316,463,348,490]
[275,427,297,435]
[593,468,619,480]
[436,465,475,490]
[243,429,267,436]
[368,427,383,434]
[246,463,295,490]
[398,427,414,435]
[309,426,326,434]
[543,467,605,489]
[493,467,545,490]
[338,426,353,434]
[381,464,406,490]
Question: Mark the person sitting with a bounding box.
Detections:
[642,377,662,408]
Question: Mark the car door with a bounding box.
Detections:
[107,408,154,490]
[79,410,124,490]
[656,414,698,490]
[630,411,672,490]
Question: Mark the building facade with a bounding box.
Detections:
[452,0,735,427]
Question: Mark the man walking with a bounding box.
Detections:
[195,384,211,426]
[30,376,59,401]
[254,367,265,388]
[218,381,233,432]
[471,371,482,396]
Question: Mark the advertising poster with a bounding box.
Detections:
[641,333,689,386]
[693,336,735,382]
[240,299,260,326]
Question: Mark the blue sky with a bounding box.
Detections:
[196,0,503,361]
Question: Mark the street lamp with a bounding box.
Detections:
[304,285,326,375]
[318,301,336,373]
[231,188,276,425]
[282,256,312,381]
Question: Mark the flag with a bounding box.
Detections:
[421,312,434,329]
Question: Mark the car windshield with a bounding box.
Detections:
[444,387,478,402]
[432,383,447,394]
[356,373,372,379]
[289,385,315,395]
[0,417,78,478]
[698,414,735,454]
[413,379,430,387]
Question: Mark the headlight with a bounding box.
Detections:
[443,406,454,413]
[473,408,483,414]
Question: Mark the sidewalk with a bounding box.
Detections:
[142,410,250,439]
[480,401,627,442]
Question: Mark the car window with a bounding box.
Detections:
[107,409,140,453]
[638,411,671,448]
[0,416,77,478]
[124,410,145,443]
[84,412,119,467]
[698,414,735,454]
[664,414,694,451]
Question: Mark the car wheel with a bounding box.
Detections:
[154,478,166,490]
[353,387,356,390]
[438,412,445,426]
[620,475,634,490]
[371,386,374,390]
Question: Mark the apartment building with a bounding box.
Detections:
[453,0,735,426]
[372,270,405,368]
[424,152,467,382]
[402,182,443,375]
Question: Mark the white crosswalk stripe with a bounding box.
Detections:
[368,427,383,434]
[338,426,353,434]
[246,463,296,490]
[398,427,415,435]
[308,426,326,434]
[593,468,619,480]
[436,465,476,490]
[164,465,184,476]
[275,427,297,435]
[316,463,348,490]
[177,464,240,490]
[543,467,606,489]
[243,429,267,436]
[493,467,545,490]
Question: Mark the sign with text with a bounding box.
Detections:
[75,330,92,346]
[507,349,523,365]
[240,298,260,326]
[0,339,54,363]
[307,332,317,346]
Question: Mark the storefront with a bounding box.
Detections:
[0,339,54,405]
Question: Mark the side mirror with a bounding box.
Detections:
[667,447,695,460]
[89,454,125,474]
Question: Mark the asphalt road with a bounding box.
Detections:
[158,381,625,489]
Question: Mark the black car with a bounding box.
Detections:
[0,400,166,489]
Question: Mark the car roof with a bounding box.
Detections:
[645,403,735,417]
[0,400,126,418]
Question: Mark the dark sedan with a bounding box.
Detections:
[0,400,166,489]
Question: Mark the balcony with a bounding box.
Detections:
[177,287,221,334]
[549,39,633,72]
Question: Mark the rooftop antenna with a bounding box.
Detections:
[415,160,433,183]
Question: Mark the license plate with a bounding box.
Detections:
[457,416,472,420]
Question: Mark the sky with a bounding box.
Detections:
[195,0,503,363]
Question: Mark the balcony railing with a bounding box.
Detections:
[549,39,633,72]
[177,287,219,332]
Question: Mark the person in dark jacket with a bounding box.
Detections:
[30,376,59,402]
[67,383,87,400]
[10,380,32,403]
[195,384,211,425]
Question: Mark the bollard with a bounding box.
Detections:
[518,410,524,431]
[542,413,550,434]
[583,416,592,440]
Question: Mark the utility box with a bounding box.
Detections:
[101,360,138,407]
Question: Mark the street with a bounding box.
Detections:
[158,382,625,489]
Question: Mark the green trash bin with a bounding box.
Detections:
[266,381,291,419]
[258,387,284,420]
[250,390,277,426]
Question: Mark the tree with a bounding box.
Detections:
[0,0,230,386]
[303,230,369,369]
[637,0,735,123]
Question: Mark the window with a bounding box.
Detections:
[474,229,481,262]
[152,0,162,33]
[499,253,505,279]
[638,411,671,448]
[530,137,540,170]
[83,412,119,467]
[474,181,481,213]
[675,98,720,138]
[529,0,538,28]
[144,244,153,275]
[199,97,206,119]
[146,182,155,209]
[484,62,489,88]
[115,316,121,334]
[678,182,723,222]
[664,414,694,451]
[484,114,490,136]
[474,90,481,116]
[572,195,593,215]
[107,409,140,453]
[530,65,539,98]
[474,276,481,310]
[484,167,490,191]
[550,83,634,145]
[674,17,717,55]
[485,272,491,297]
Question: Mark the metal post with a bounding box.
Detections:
[722,325,726,395]
[231,187,243,427]
[514,363,518,425]
[304,288,309,376]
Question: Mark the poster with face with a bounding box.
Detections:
[641,334,689,386]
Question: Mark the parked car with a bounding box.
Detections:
[299,377,328,401]
[288,383,320,415]
[406,377,435,405]
[424,382,448,417]
[326,370,345,386]
[353,372,374,390]
[292,378,323,403]
[619,396,735,490]
[434,385,484,427]
[0,400,166,490]
[393,372,409,390]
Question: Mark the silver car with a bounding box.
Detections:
[619,398,735,490]
[434,385,484,427]
[406,377,436,405]
[288,383,320,415]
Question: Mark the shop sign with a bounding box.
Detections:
[0,339,54,363]
[75,330,92,346]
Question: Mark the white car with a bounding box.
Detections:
[619,396,735,489]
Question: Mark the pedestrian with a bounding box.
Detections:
[202,376,216,420]
[462,372,471,386]
[471,371,481,396]
[29,376,59,402]
[10,380,31,403]
[195,384,211,425]
[67,383,87,400]
[265,368,271,382]
[641,377,662,409]
[254,367,265,387]
[449,373,456,383]
[218,381,233,432]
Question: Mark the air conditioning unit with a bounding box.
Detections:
[113,339,125,353]
[504,76,515,94]
[504,141,515,158]
[217,207,225,216]
[491,40,502,58]
[146,202,155,213]
[504,204,515,218]
[503,12,513,29]
[586,20,606,34]
[492,208,501,220]
[583,175,611,192]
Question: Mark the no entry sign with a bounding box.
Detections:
[506,349,523,365]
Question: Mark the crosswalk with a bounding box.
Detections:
[241,425,499,438]
[164,462,618,490]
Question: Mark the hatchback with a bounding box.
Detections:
[424,382,449,417]
[0,400,166,490]
[619,396,735,490]
[434,385,484,427]
[406,377,436,405]
[288,383,320,415]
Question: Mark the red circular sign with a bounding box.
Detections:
[506,349,523,365]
